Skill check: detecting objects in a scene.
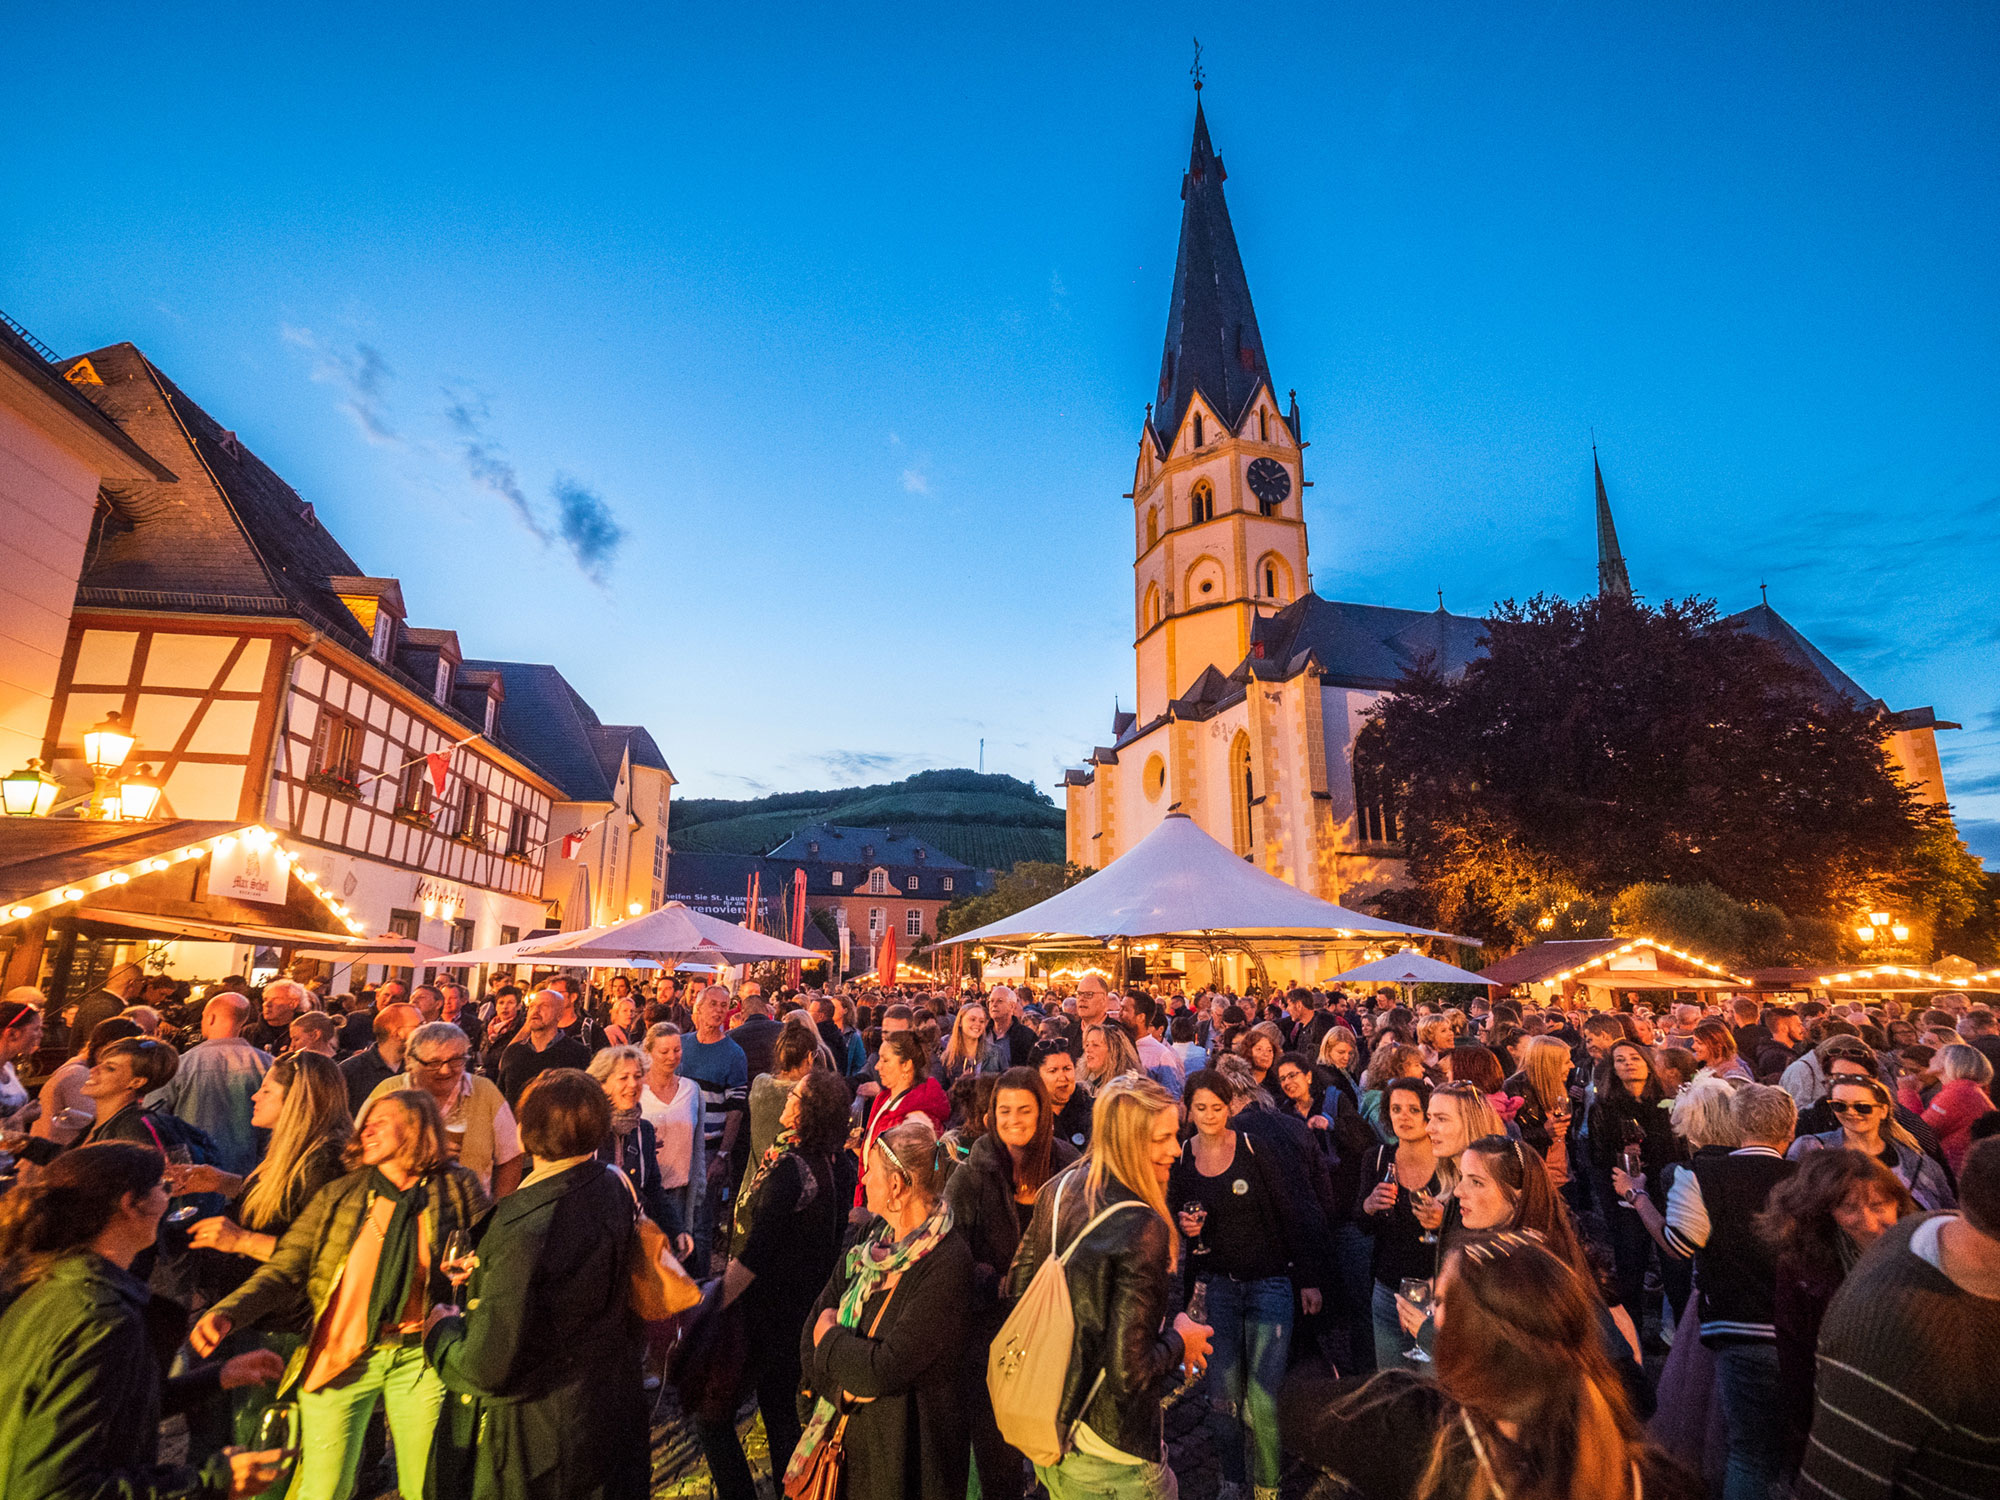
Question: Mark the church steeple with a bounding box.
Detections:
[1594,446,1633,601]
[1153,100,1271,452]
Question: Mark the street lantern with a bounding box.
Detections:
[83,712,136,773]
[2,759,59,817]
[119,764,163,821]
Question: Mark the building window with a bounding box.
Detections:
[450,919,474,955]
[1147,508,1159,547]
[370,611,393,663]
[1229,731,1254,857]
[1190,482,1214,524]
[868,869,887,894]
[907,876,918,891]
[942,876,953,892]
[1259,407,1269,442]
[1265,564,1277,597]
[1193,413,1205,448]
[905,907,922,938]
[868,907,884,936]
[398,760,430,816]
[1354,725,1402,844]
[508,807,529,855]
[459,786,485,840]
[808,841,819,855]
[831,870,844,887]
[434,659,453,704]
[310,710,363,782]
[387,908,420,984]
[834,906,848,929]
[483,696,497,736]
[500,924,519,945]
[652,834,666,880]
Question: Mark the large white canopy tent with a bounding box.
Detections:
[936,813,1474,984]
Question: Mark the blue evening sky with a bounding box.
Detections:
[7,4,1998,861]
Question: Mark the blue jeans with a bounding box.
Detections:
[1371,1280,1430,1376]
[1329,1223,1377,1374]
[1713,1341,1784,1500]
[1202,1274,1292,1488]
[1036,1450,1178,1500]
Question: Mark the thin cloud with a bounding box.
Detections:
[442,389,549,544]
[284,325,401,446]
[551,473,625,584]
[901,468,931,495]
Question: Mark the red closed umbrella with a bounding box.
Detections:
[877,926,898,986]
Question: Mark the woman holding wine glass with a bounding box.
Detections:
[423,1069,650,1500]
[1169,1070,1319,1500]
[1358,1076,1439,1373]
[190,1090,486,1500]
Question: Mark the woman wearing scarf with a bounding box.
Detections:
[695,1068,851,1500]
[586,1045,686,1251]
[422,1069,651,1500]
[192,1090,486,1500]
[852,1031,950,1212]
[792,1115,974,1500]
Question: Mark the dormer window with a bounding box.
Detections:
[943,876,954,892]
[434,659,453,704]
[483,696,497,736]
[862,844,874,861]
[907,875,918,891]
[915,848,925,862]
[868,869,887,894]
[809,841,819,856]
[371,612,393,663]
[831,870,843,887]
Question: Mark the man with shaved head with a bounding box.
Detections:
[154,991,272,1174]
[340,1002,423,1112]
[496,988,591,1108]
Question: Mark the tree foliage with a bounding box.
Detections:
[1359,593,1946,950]
[937,860,1092,940]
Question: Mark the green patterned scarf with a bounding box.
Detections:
[784,1200,955,1485]
[733,1124,801,1239]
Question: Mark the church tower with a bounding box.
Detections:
[1131,98,1309,724]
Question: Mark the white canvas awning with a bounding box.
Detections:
[1332,949,1488,985]
[515,902,823,965]
[937,813,1477,952]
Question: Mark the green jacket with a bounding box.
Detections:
[0,1253,228,1500]
[213,1162,488,1392]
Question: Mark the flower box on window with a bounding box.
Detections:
[303,769,362,802]
[393,806,435,830]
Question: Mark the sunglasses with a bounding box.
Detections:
[1829,1101,1880,1117]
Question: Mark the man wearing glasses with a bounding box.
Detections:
[364,1019,525,1196]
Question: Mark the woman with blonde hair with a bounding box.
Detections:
[192,1089,487,1500]
[943,1001,1004,1084]
[1507,1034,1579,1185]
[1082,1022,1143,1092]
[1005,1076,1213,1500]
[1283,1231,1695,1500]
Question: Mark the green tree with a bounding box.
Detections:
[1359,594,1935,948]
[937,860,1092,940]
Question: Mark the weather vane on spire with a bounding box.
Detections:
[1191,36,1204,93]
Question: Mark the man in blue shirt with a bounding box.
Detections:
[678,985,748,1271]
[154,994,271,1175]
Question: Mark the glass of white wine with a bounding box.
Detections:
[1398,1277,1434,1365]
[441,1229,477,1307]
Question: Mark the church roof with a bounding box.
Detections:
[1252,595,1490,691]
[1716,603,1878,712]
[1151,101,1272,451]
[1594,450,1633,601]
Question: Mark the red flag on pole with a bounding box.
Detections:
[426,752,450,797]
[560,831,587,860]
[788,867,807,988]
[877,926,898,987]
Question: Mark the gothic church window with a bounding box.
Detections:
[1229,731,1254,857]
[1147,509,1158,547]
[1193,413,1205,447]
[1259,408,1268,442]
[1353,724,1402,845]
[1191,482,1214,524]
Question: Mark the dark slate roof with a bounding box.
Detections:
[461,660,618,802]
[592,724,673,781]
[64,344,373,650]
[0,315,171,479]
[1717,603,1878,712]
[1251,595,1490,692]
[768,823,973,871]
[1150,101,1274,451]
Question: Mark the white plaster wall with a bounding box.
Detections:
[0,408,99,769]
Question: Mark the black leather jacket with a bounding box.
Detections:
[1003,1163,1185,1462]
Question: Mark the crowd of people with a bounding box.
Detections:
[0,963,1997,1500]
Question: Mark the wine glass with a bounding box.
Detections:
[1398,1278,1434,1364]
[255,1399,300,1457]
[162,1144,194,1194]
[1180,1201,1208,1257]
[163,1205,201,1225]
[1411,1187,1440,1245]
[441,1229,477,1306]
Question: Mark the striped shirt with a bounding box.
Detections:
[1796,1214,2000,1499]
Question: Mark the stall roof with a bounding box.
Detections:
[0,820,250,907]
[1475,936,1746,990]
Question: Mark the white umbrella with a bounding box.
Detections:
[517,901,822,965]
[937,813,1477,950]
[1330,948,1488,986]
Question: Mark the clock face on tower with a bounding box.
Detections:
[1246,457,1291,508]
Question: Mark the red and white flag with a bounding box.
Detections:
[560,831,588,860]
[426,752,451,797]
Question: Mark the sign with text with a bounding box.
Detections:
[209,838,288,907]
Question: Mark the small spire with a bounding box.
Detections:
[1437,587,1445,611]
[1190,35,1204,93]
[1593,444,1633,602]
[1759,579,1769,606]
